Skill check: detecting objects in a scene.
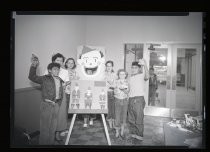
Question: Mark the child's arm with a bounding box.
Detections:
[139,59,149,81]
[28,55,43,84]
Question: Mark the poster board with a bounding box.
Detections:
[68,80,108,114]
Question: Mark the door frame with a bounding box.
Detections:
[170,43,202,117]
[144,42,171,117]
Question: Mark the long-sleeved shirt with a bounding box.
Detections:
[29,66,64,101]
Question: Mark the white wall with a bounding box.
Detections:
[85,13,202,72]
[15,15,86,89]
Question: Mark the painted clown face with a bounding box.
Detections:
[76,46,105,80]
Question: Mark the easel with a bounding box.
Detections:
[65,113,111,145]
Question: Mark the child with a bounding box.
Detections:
[114,69,129,138]
[127,59,149,141]
[46,53,70,138]
[28,55,64,145]
[105,60,116,129]
[64,58,78,120]
[148,67,158,106]
[83,69,96,127]
[43,53,70,138]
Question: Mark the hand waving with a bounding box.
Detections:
[138,58,146,66]
[31,54,39,67]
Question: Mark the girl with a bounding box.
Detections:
[59,58,78,135]
[114,69,129,138]
[105,60,117,129]
[65,58,78,101]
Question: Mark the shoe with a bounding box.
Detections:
[55,131,63,142]
[60,130,68,136]
[133,135,143,141]
[83,123,88,128]
[89,119,93,125]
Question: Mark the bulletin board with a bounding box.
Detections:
[68,80,108,114]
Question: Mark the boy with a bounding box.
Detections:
[44,53,69,139]
[149,67,158,106]
[83,69,96,127]
[28,55,64,145]
[127,59,149,141]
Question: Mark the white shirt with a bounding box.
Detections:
[44,68,69,82]
[129,73,145,97]
[52,76,61,99]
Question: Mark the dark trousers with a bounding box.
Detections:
[114,98,128,129]
[127,96,145,137]
[107,91,115,120]
[39,101,60,145]
[149,86,156,106]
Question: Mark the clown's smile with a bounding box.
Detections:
[84,66,98,75]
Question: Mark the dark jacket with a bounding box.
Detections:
[28,66,64,101]
[149,74,158,89]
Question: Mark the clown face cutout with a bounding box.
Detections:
[76,45,105,80]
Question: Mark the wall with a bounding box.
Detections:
[15,15,87,89]
[85,13,202,71]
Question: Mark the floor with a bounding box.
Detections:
[150,85,196,110]
[176,86,196,109]
[31,115,171,146]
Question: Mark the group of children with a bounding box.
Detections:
[29,52,149,145]
[104,59,149,141]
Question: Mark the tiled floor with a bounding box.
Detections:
[30,115,171,146]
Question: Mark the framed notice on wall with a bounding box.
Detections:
[68,80,108,114]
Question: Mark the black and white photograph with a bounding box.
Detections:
[11,11,205,148]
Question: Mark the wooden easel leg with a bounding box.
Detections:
[65,114,77,145]
[101,114,111,145]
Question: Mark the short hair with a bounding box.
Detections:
[132,61,141,68]
[47,62,60,70]
[105,60,114,72]
[52,53,65,62]
[105,60,114,67]
[65,58,76,69]
[117,69,128,79]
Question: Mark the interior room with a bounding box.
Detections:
[13,12,204,147]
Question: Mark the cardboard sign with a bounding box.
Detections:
[68,80,108,114]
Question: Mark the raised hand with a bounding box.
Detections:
[31,54,39,67]
[138,58,146,66]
